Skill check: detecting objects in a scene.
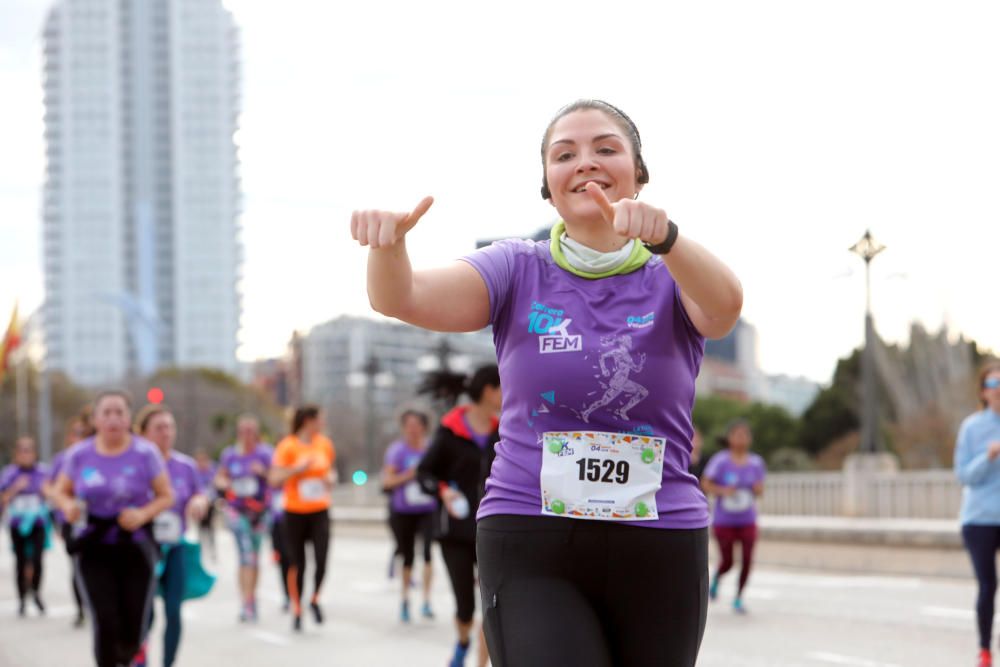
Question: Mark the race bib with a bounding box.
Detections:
[721,488,754,513]
[298,478,328,501]
[10,494,42,515]
[153,511,183,544]
[232,476,260,498]
[540,431,664,522]
[403,481,434,507]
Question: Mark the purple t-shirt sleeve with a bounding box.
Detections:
[461,240,520,325]
[384,442,401,469]
[140,443,167,483]
[0,465,14,492]
[702,452,723,481]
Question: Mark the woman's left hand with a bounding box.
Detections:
[585,182,670,245]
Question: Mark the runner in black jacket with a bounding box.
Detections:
[417,364,501,667]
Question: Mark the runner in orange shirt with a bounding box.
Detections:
[269,405,336,632]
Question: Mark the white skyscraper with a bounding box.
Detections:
[41,0,241,385]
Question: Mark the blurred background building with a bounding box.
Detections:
[41,0,241,385]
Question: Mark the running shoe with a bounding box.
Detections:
[978,649,992,667]
[421,601,434,619]
[449,641,470,667]
[293,614,303,632]
[310,601,324,625]
[32,593,45,614]
[401,600,411,623]
[17,599,25,618]
[732,597,747,615]
[708,575,719,601]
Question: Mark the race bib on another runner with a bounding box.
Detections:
[297,478,328,501]
[232,476,260,498]
[153,511,183,544]
[540,431,664,522]
[10,494,42,516]
[403,481,434,507]
[721,488,755,513]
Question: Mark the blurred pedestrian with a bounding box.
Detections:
[955,361,1000,667]
[701,419,767,614]
[270,405,336,632]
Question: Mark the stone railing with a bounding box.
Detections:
[760,469,962,519]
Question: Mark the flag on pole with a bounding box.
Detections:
[0,302,22,385]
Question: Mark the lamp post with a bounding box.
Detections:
[849,230,886,454]
[361,354,380,476]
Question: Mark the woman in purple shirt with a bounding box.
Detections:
[51,391,174,667]
[352,100,743,666]
[0,436,51,617]
[701,419,767,615]
[381,409,436,623]
[134,404,209,667]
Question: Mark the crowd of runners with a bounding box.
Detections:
[4,98,997,667]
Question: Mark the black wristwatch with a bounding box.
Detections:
[643,220,679,255]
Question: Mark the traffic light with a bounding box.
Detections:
[352,470,368,486]
[147,387,164,404]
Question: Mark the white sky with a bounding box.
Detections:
[2,0,998,384]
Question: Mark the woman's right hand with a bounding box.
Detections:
[350,197,434,249]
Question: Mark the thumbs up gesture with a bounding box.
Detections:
[351,196,435,249]
[584,182,669,246]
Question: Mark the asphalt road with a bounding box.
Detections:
[0,523,980,666]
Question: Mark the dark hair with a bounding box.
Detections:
[399,409,430,429]
[978,361,1000,408]
[540,99,650,200]
[93,390,134,413]
[418,364,500,407]
[719,419,751,448]
[290,405,321,435]
[135,403,173,434]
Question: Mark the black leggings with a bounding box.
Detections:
[271,515,291,599]
[477,515,708,667]
[963,524,1000,650]
[61,523,84,614]
[283,510,331,612]
[389,511,433,568]
[75,540,158,667]
[440,540,477,623]
[10,524,45,600]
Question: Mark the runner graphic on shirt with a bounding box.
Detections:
[579,334,649,423]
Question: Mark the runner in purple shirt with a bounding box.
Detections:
[0,436,51,616]
[701,419,767,615]
[50,391,174,667]
[381,409,436,623]
[133,404,210,667]
[214,413,274,622]
[351,99,743,666]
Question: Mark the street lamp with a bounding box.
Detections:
[361,354,381,477]
[849,229,886,454]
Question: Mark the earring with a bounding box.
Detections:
[633,192,639,200]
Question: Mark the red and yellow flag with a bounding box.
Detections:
[0,302,22,384]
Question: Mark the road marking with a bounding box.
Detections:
[806,651,900,667]
[250,630,291,646]
[920,605,974,620]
